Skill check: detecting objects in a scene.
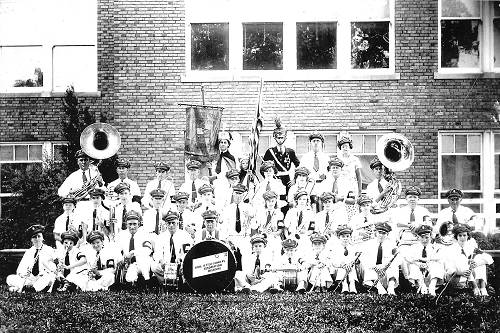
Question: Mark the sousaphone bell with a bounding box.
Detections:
[80,123,121,160]
[376,133,414,172]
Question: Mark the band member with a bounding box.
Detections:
[359,222,399,295]
[287,167,313,209]
[442,224,493,296]
[299,131,329,183]
[284,190,316,250]
[251,190,285,260]
[142,162,175,211]
[234,233,280,293]
[53,230,88,292]
[315,192,348,238]
[238,154,251,184]
[337,132,362,197]
[179,160,207,205]
[263,118,300,196]
[85,230,119,291]
[200,210,220,241]
[209,130,238,180]
[76,188,110,236]
[151,211,193,285]
[437,188,475,229]
[330,225,359,293]
[366,157,390,204]
[273,238,307,292]
[172,192,200,240]
[142,189,169,235]
[214,168,241,211]
[304,233,333,291]
[351,195,381,244]
[7,225,56,292]
[319,157,350,201]
[53,196,78,250]
[112,182,142,236]
[193,184,217,220]
[116,211,153,284]
[405,225,444,296]
[253,161,286,209]
[58,150,104,203]
[107,159,141,202]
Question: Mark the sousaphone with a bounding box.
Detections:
[80,123,121,160]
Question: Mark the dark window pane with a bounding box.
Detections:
[243,23,283,70]
[0,163,30,193]
[296,22,336,69]
[14,146,28,161]
[496,1,500,16]
[191,23,229,70]
[53,145,67,161]
[455,135,467,153]
[496,155,500,189]
[441,155,480,191]
[441,20,480,68]
[351,22,389,69]
[0,146,13,161]
[29,145,42,160]
[495,19,500,68]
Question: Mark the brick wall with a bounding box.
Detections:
[0,0,499,199]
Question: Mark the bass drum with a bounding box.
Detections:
[183,240,237,293]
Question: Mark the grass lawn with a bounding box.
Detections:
[0,288,498,333]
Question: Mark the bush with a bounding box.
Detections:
[472,232,500,250]
[0,160,68,249]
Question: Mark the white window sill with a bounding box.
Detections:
[434,72,500,79]
[0,91,101,98]
[182,71,400,82]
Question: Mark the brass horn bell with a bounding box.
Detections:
[80,123,121,160]
[376,133,414,172]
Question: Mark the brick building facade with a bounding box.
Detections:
[0,0,499,230]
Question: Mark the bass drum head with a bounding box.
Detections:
[183,240,237,293]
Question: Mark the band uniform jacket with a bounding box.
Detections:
[263,146,300,189]
[58,166,102,199]
[54,246,87,275]
[153,229,193,264]
[253,208,284,236]
[117,229,153,259]
[87,246,120,273]
[107,177,141,198]
[16,245,55,276]
[142,178,176,211]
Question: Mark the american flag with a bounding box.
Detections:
[248,79,264,181]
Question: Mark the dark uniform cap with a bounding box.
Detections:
[320,192,335,202]
[282,238,298,249]
[370,157,383,169]
[263,190,278,201]
[89,188,105,199]
[61,230,79,244]
[250,233,267,246]
[260,160,276,173]
[294,167,310,178]
[163,211,179,223]
[309,131,324,142]
[114,182,131,194]
[154,162,170,172]
[225,168,240,179]
[375,222,392,233]
[61,196,77,205]
[198,184,214,195]
[310,232,328,244]
[75,149,88,159]
[172,191,189,201]
[125,210,142,222]
[337,136,353,149]
[415,224,433,236]
[150,188,166,199]
[357,195,373,206]
[294,190,309,201]
[232,183,247,194]
[336,225,353,236]
[452,223,471,236]
[27,224,45,238]
[202,210,218,221]
[87,230,105,243]
[446,188,463,199]
[186,160,202,170]
[328,156,344,168]
[405,186,421,197]
[116,159,131,168]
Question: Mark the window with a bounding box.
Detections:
[240,134,272,156]
[440,133,482,201]
[439,0,500,73]
[0,0,97,93]
[184,0,396,81]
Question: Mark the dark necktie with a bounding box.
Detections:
[344,247,349,256]
[93,209,97,231]
[422,246,427,258]
[32,249,40,276]
[288,257,292,264]
[96,251,102,269]
[376,242,383,265]
[157,179,162,189]
[235,204,241,233]
[298,211,303,227]
[364,216,368,224]
[66,215,70,231]
[255,255,261,278]
[82,170,88,184]
[192,181,197,203]
[452,210,459,224]
[332,178,338,194]
[378,180,383,193]
[325,211,330,227]
[266,211,272,226]
[461,248,466,256]
[410,209,415,223]
[266,181,271,191]
[170,235,176,263]
[64,251,70,277]
[155,209,160,234]
[313,153,319,172]
[129,234,135,252]
[179,212,183,230]
[121,205,127,230]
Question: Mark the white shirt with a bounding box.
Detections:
[299,151,330,182]
[221,202,255,238]
[107,177,141,197]
[142,178,176,211]
[16,245,55,276]
[315,207,348,235]
[58,167,101,198]
[285,207,316,236]
[54,246,88,274]
[113,201,142,235]
[437,206,475,226]
[179,178,209,204]
[75,204,110,234]
[116,230,153,258]
[153,230,193,263]
[318,175,351,199]
[252,178,286,208]
[142,207,169,234]
[366,178,389,202]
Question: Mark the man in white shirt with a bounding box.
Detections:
[179,160,208,205]
[112,182,142,237]
[142,162,176,211]
[366,157,390,204]
[299,131,329,183]
[107,159,141,202]
[437,188,475,230]
[53,196,78,250]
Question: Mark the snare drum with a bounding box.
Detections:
[281,268,298,291]
[164,262,179,288]
[183,240,237,293]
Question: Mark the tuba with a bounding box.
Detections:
[371,133,414,214]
